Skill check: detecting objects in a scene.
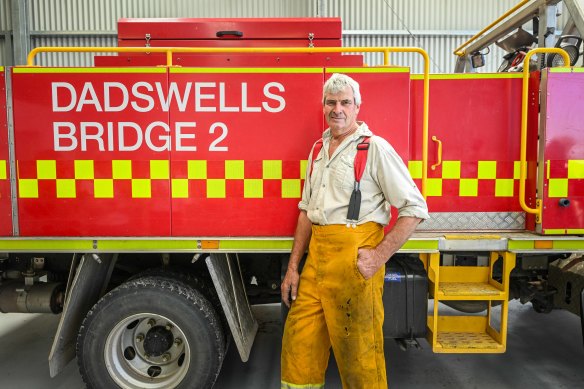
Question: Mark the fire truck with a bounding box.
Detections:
[0,10,583,389]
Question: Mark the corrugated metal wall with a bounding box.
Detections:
[344,34,482,73]
[325,0,515,30]
[28,0,314,32]
[25,0,315,66]
[0,0,11,65]
[326,0,519,72]
[0,0,577,71]
[0,0,10,29]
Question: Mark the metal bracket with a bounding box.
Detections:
[206,253,258,362]
[48,253,117,377]
[4,67,19,235]
[308,32,315,48]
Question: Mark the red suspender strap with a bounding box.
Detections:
[309,138,324,177]
[347,136,371,226]
[310,137,369,179]
[354,137,371,183]
[309,136,371,226]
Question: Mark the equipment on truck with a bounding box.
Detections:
[0,10,583,388]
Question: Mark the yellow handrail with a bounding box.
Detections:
[454,0,530,56]
[519,48,570,223]
[26,45,431,198]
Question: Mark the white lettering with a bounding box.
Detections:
[80,122,105,151]
[175,122,197,152]
[131,82,155,112]
[209,122,228,152]
[157,82,191,112]
[263,82,286,113]
[118,122,143,151]
[219,83,239,112]
[103,82,129,112]
[145,121,171,152]
[51,82,77,112]
[107,122,115,151]
[195,82,216,112]
[53,122,78,151]
[241,83,261,113]
[76,82,103,112]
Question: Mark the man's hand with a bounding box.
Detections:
[281,267,300,308]
[357,248,385,280]
[357,217,423,280]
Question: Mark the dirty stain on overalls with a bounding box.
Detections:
[281,222,386,389]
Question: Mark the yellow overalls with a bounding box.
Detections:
[281,222,386,389]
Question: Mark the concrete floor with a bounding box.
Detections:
[0,301,583,388]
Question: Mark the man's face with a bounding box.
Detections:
[323,86,360,136]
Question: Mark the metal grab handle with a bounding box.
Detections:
[216,30,243,38]
[431,136,442,170]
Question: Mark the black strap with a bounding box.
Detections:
[346,137,370,225]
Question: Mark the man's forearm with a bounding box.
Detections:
[374,216,421,262]
[288,211,312,271]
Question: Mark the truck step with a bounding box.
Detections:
[423,251,516,353]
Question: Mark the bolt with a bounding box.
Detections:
[147,319,156,327]
[174,338,182,346]
[165,324,173,331]
[135,333,144,342]
[161,353,171,362]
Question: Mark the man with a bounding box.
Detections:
[281,73,429,389]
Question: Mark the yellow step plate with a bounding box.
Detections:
[439,282,502,296]
[437,331,501,350]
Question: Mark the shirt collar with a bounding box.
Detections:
[322,121,372,142]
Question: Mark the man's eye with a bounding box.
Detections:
[341,100,352,106]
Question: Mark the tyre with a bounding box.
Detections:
[129,266,230,351]
[77,276,225,389]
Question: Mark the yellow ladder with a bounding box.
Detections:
[422,251,516,353]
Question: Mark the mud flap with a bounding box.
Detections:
[48,253,116,377]
[206,253,258,362]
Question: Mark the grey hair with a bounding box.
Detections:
[322,73,362,105]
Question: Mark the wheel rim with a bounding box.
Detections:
[105,313,190,389]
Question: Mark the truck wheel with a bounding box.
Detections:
[129,266,230,351]
[77,276,225,389]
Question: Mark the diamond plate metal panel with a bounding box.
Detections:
[418,212,526,231]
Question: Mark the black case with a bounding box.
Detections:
[382,257,428,339]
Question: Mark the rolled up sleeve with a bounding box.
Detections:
[298,147,315,212]
[373,138,429,221]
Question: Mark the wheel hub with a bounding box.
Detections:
[104,313,190,389]
[143,325,174,357]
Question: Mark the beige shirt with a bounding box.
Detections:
[299,122,429,226]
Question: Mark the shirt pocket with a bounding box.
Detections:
[335,155,355,190]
